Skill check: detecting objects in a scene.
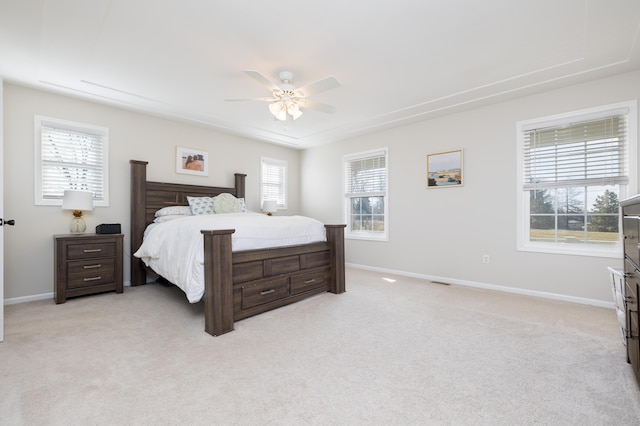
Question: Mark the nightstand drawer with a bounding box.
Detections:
[67,241,116,260]
[241,275,289,309]
[67,258,116,289]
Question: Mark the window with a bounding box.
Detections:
[344,148,388,241]
[260,157,287,210]
[35,115,109,206]
[516,101,637,257]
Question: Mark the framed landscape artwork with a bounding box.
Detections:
[426,149,463,188]
[176,146,208,176]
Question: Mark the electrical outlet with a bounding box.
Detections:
[482,254,490,264]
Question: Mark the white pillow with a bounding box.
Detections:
[187,196,216,215]
[213,193,243,214]
[153,214,189,223]
[155,205,192,217]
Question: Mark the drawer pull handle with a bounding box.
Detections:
[83,248,102,253]
[83,264,101,269]
[83,276,102,282]
[304,279,317,285]
[260,289,275,296]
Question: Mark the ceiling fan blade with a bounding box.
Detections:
[242,70,281,92]
[297,99,336,114]
[294,76,340,98]
[224,97,277,102]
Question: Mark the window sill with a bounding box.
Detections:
[346,233,388,242]
[517,241,622,258]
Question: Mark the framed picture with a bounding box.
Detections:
[426,149,463,188]
[176,146,208,176]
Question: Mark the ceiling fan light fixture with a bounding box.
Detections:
[269,99,302,121]
[286,101,303,120]
[269,101,288,121]
[230,70,339,122]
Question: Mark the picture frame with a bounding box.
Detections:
[426,149,463,188]
[176,146,208,176]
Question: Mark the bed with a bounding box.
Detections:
[130,160,346,336]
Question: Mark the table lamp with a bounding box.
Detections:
[62,190,94,233]
[262,200,277,216]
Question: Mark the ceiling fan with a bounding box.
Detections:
[225,70,340,121]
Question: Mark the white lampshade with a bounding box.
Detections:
[262,200,277,215]
[62,190,94,211]
[62,190,94,234]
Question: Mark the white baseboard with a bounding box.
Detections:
[4,281,132,306]
[4,271,613,309]
[347,263,615,309]
[4,292,53,305]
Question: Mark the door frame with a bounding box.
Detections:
[1,77,5,342]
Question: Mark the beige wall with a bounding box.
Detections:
[4,71,639,304]
[3,83,301,300]
[301,70,640,303]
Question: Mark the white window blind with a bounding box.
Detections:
[344,148,388,240]
[523,114,628,191]
[261,157,287,209]
[35,115,109,206]
[345,151,387,197]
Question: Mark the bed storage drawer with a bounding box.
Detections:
[241,275,290,309]
[291,267,330,295]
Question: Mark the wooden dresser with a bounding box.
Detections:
[54,233,124,304]
[620,195,640,383]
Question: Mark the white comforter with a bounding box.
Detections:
[134,212,326,303]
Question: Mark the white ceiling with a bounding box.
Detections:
[1,0,639,149]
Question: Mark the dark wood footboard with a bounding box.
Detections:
[201,225,346,336]
[131,160,346,336]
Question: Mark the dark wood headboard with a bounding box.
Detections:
[130,160,246,286]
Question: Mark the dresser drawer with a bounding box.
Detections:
[291,267,329,295]
[624,202,640,216]
[624,217,640,267]
[67,258,116,289]
[241,275,289,310]
[67,241,116,260]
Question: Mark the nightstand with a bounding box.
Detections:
[54,233,124,304]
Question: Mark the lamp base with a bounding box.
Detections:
[70,217,86,234]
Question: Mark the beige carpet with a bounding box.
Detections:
[1,267,639,425]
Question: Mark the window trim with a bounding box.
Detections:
[34,115,109,207]
[260,156,288,211]
[343,147,389,241]
[516,101,637,258]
